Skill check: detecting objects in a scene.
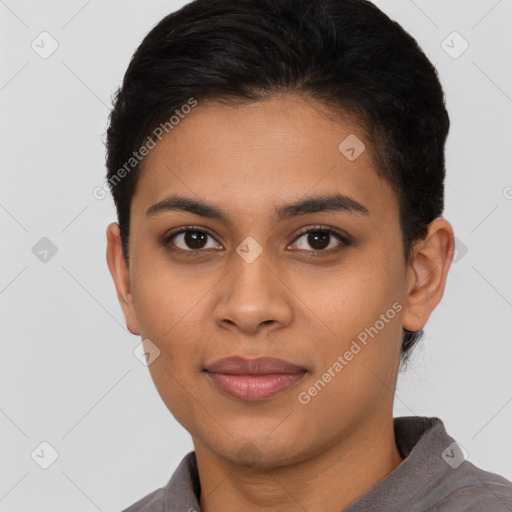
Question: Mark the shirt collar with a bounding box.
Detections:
[163,416,450,511]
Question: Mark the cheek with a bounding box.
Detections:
[302,253,403,340]
[144,357,207,441]
[130,250,208,340]
[300,253,405,397]
[131,269,207,428]
[295,290,403,440]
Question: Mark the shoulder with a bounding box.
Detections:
[119,451,199,512]
[390,416,512,511]
[423,462,512,512]
[120,487,165,512]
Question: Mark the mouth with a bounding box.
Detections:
[203,355,307,402]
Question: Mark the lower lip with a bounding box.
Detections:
[205,372,306,401]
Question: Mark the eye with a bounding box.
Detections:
[163,228,223,253]
[289,226,350,253]
[162,225,350,257]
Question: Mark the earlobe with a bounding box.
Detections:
[402,218,455,332]
[105,222,141,335]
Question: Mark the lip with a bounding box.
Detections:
[204,356,307,401]
[205,355,306,375]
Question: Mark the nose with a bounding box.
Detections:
[213,249,293,335]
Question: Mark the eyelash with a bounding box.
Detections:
[161,225,351,257]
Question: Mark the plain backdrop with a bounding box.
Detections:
[0,0,511,510]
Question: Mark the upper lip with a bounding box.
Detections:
[204,356,306,375]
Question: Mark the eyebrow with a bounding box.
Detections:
[146,193,370,222]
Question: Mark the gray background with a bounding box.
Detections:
[0,0,511,510]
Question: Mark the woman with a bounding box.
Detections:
[105,0,512,510]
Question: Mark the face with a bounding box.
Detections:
[107,94,454,469]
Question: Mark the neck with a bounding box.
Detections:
[194,412,403,512]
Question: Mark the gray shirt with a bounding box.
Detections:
[122,416,512,511]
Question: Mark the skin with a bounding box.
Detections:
[106,94,455,512]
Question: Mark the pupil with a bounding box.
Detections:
[185,231,207,249]
[308,231,329,250]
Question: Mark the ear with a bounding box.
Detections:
[402,218,455,332]
[105,222,140,335]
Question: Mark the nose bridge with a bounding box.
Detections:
[232,247,272,295]
[229,242,277,304]
[213,243,293,332]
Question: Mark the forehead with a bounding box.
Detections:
[131,95,398,224]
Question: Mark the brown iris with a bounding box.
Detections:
[307,231,330,250]
[184,231,208,249]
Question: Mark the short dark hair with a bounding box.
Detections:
[105,0,450,368]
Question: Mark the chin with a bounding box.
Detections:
[209,434,309,470]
